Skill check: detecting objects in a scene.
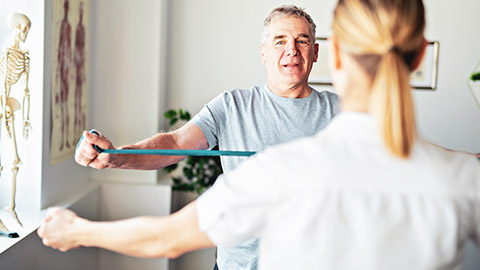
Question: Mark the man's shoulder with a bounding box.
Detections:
[217,85,264,103]
[223,85,263,96]
[310,87,338,99]
[205,85,263,111]
[309,88,340,108]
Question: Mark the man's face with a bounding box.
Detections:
[261,16,319,90]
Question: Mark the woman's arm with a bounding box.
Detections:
[38,202,214,258]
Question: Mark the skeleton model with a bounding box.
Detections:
[0,13,32,232]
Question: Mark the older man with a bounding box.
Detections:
[60,5,339,270]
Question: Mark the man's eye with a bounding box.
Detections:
[276,41,285,45]
[298,40,307,44]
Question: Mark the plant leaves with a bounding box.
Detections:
[471,72,480,81]
[169,118,178,127]
[164,108,223,194]
[164,109,177,119]
[164,163,178,173]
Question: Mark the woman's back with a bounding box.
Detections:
[254,112,480,270]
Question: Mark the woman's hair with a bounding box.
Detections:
[332,0,426,158]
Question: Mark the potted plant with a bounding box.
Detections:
[163,108,223,195]
[471,72,480,82]
[468,62,480,109]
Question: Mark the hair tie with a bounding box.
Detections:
[388,45,402,55]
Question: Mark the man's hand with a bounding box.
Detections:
[37,207,84,252]
[75,130,115,169]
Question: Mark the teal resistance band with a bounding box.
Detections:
[77,130,256,157]
[93,148,255,157]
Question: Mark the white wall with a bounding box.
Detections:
[40,0,92,210]
[98,183,171,270]
[88,0,168,184]
[414,0,480,153]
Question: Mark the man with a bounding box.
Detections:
[72,5,339,270]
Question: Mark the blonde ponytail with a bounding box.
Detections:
[332,0,425,158]
[369,49,416,158]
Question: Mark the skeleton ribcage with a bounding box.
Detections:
[0,49,29,89]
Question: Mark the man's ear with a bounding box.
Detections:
[313,42,319,63]
[260,44,266,63]
[411,39,428,71]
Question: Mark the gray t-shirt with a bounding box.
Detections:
[191,83,340,270]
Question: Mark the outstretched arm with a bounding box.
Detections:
[38,202,214,258]
[74,122,209,170]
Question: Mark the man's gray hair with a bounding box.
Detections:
[261,5,316,44]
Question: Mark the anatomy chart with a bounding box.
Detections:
[51,0,89,164]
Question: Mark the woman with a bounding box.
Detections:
[39,1,480,269]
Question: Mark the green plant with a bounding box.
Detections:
[471,71,480,81]
[164,108,191,127]
[163,108,223,194]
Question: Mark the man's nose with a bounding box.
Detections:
[285,40,299,56]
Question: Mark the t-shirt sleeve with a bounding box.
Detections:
[326,91,341,117]
[195,149,284,247]
[190,93,226,150]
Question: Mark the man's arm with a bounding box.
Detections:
[75,122,209,170]
[38,202,214,258]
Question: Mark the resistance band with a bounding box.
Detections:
[77,131,480,160]
[77,130,256,157]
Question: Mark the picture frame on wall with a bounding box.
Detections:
[410,41,439,90]
[308,37,440,90]
[308,37,331,85]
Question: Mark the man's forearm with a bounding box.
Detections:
[104,123,209,171]
[110,132,186,170]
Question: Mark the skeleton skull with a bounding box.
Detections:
[7,13,31,43]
